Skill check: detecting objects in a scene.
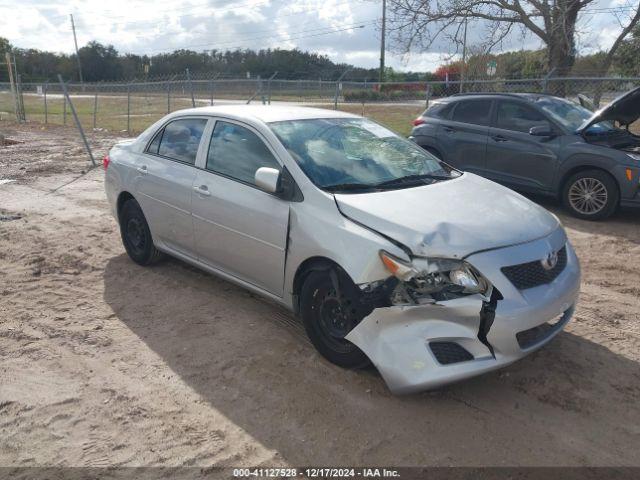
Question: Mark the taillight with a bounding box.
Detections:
[103,154,110,170]
[412,117,425,126]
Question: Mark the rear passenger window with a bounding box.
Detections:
[206,121,281,185]
[496,101,548,133]
[452,100,492,126]
[151,118,207,165]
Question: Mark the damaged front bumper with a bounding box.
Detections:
[345,227,580,394]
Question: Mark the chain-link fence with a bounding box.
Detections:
[2,75,639,137]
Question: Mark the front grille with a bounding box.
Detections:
[429,342,474,365]
[516,314,565,349]
[501,246,567,290]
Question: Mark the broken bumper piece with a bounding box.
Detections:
[345,228,580,395]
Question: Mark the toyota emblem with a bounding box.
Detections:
[541,250,559,270]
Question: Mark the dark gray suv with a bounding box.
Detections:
[409,89,640,220]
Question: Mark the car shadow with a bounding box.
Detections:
[518,192,640,245]
[103,254,640,466]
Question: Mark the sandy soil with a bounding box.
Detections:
[0,122,639,469]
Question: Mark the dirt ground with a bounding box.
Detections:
[1,122,639,469]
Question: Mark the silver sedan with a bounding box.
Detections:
[104,105,580,394]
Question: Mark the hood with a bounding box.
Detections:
[334,173,559,259]
[577,86,640,133]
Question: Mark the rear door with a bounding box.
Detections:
[437,99,492,174]
[134,117,209,258]
[485,100,560,192]
[191,119,290,297]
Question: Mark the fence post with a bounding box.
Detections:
[334,68,350,110]
[267,71,278,105]
[93,84,98,130]
[166,80,171,113]
[57,74,96,167]
[186,68,195,108]
[44,82,48,124]
[15,73,26,122]
[425,83,431,109]
[127,82,131,134]
[209,79,214,106]
[4,52,20,122]
[542,68,556,94]
[63,91,67,125]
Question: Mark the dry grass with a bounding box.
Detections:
[1,91,423,137]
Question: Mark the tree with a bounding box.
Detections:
[77,42,122,81]
[614,25,640,76]
[388,0,640,86]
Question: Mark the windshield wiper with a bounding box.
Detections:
[375,173,451,188]
[322,182,379,193]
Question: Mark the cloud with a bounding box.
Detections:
[0,0,632,72]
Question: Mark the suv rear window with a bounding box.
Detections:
[424,101,455,119]
[452,100,492,126]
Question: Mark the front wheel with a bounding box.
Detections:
[299,270,370,368]
[562,170,619,220]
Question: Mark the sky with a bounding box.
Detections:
[0,0,636,72]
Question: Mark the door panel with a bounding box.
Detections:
[437,99,492,174]
[192,119,290,297]
[192,171,289,296]
[485,128,560,191]
[133,117,208,257]
[485,101,560,191]
[134,155,197,257]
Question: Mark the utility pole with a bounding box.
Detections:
[70,14,84,90]
[379,0,386,83]
[459,15,468,93]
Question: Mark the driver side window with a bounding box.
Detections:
[496,101,549,133]
[206,121,280,185]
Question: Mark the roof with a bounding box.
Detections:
[449,92,555,101]
[172,104,360,123]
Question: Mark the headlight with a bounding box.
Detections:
[379,250,490,303]
[626,152,640,162]
[449,265,485,293]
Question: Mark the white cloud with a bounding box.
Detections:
[0,0,633,71]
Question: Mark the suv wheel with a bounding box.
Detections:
[562,170,619,220]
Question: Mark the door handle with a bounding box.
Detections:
[491,135,508,142]
[136,165,148,174]
[443,126,455,133]
[193,185,211,197]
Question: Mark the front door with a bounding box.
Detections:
[134,117,208,258]
[485,100,560,192]
[192,119,290,296]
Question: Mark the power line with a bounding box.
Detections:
[73,0,364,36]
[142,21,374,54]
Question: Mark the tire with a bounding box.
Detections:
[119,199,164,266]
[562,169,619,220]
[299,269,370,368]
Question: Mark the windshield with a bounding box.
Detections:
[535,97,615,132]
[269,118,458,192]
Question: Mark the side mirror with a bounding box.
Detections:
[529,124,555,137]
[254,167,281,194]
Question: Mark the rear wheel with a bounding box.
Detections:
[562,169,619,220]
[119,199,164,266]
[299,270,370,368]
